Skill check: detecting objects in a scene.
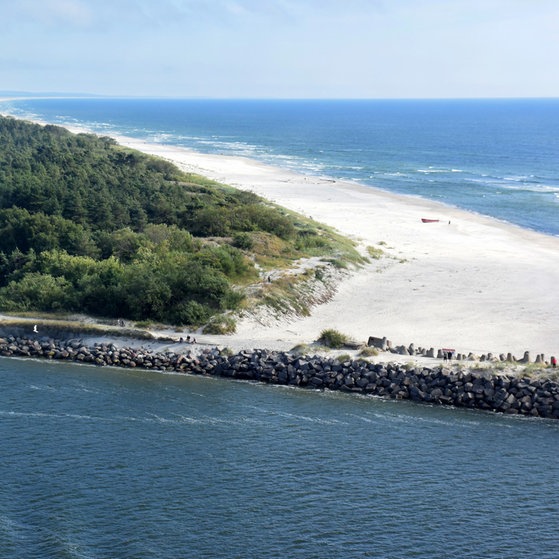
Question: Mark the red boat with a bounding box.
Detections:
[421,218,440,223]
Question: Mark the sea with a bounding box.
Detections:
[1,357,558,559]
[1,97,558,236]
[1,98,559,558]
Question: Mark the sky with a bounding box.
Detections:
[1,0,558,99]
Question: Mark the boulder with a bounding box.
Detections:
[367,336,391,350]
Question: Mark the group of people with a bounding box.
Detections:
[179,335,196,344]
[442,349,454,361]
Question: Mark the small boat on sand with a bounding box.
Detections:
[421,218,440,223]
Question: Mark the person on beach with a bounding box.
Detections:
[552,356,557,368]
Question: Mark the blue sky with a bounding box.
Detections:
[1,0,558,98]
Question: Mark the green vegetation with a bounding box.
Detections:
[289,343,311,355]
[0,116,360,326]
[366,245,384,259]
[318,328,350,349]
[359,346,379,357]
[334,353,352,363]
[202,315,237,335]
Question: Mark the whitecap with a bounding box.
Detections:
[417,168,448,174]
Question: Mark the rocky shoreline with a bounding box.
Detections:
[2,334,558,420]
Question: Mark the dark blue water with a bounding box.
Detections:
[1,357,558,558]
[2,98,558,236]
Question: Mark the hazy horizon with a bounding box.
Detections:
[1,0,558,99]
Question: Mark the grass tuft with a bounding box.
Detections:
[366,245,384,260]
[318,328,350,349]
[202,315,237,335]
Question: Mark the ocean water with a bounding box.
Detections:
[1,357,558,559]
[2,97,558,236]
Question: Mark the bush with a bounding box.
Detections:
[0,272,75,312]
[318,328,350,349]
[173,300,211,326]
[202,315,237,335]
[359,346,379,357]
[290,343,310,355]
[366,245,384,260]
[335,353,352,363]
[232,232,254,250]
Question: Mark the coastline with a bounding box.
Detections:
[1,108,559,360]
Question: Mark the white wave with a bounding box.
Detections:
[417,167,464,174]
[270,153,297,161]
[379,171,408,177]
[0,410,108,422]
[417,168,446,174]
[29,384,56,391]
[149,133,175,143]
[498,183,558,194]
[296,163,326,173]
[271,410,347,425]
[465,175,559,193]
[503,175,533,182]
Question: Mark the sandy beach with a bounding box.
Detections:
[104,136,559,360]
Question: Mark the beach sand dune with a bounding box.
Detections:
[115,138,559,359]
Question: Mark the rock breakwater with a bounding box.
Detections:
[2,335,558,419]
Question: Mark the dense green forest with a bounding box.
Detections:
[0,116,359,328]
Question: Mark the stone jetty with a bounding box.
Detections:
[1,335,558,419]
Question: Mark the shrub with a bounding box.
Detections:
[0,272,75,312]
[232,232,254,250]
[359,346,379,357]
[173,300,211,326]
[202,315,237,335]
[335,353,352,363]
[290,343,310,355]
[318,328,350,349]
[366,245,384,260]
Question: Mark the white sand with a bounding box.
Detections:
[112,137,559,359]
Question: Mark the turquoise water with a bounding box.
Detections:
[2,97,559,236]
[1,357,558,558]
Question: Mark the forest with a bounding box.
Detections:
[0,116,358,328]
